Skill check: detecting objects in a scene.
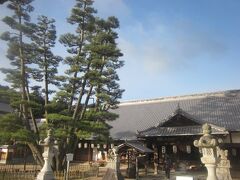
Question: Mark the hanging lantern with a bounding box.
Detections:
[78,143,82,149]
[162,146,166,153]
[232,148,237,156]
[84,143,88,148]
[111,144,114,149]
[173,145,177,153]
[97,144,100,149]
[186,145,191,154]
[103,144,107,149]
[91,144,94,148]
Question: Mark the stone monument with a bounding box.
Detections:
[104,146,124,180]
[216,147,232,180]
[194,124,220,180]
[36,129,58,180]
[106,147,118,170]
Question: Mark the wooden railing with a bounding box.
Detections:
[0,163,99,180]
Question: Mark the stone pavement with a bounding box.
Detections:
[97,166,240,180]
[130,170,206,180]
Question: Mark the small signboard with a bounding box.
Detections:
[66,153,73,161]
[162,146,166,153]
[176,176,193,180]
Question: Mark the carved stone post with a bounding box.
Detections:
[216,147,232,180]
[194,124,220,180]
[36,129,57,180]
[106,147,124,180]
[115,149,120,175]
[106,147,117,170]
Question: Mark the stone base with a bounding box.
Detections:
[36,171,55,180]
[205,164,217,180]
[102,168,124,180]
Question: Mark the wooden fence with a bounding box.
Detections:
[0,163,99,180]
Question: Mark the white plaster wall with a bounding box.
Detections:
[222,135,231,143]
[222,133,240,143]
[231,132,240,143]
[92,147,98,161]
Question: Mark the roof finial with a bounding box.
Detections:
[177,102,180,109]
[175,102,182,114]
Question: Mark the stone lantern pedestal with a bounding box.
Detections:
[105,147,124,180]
[36,129,57,180]
[194,124,220,180]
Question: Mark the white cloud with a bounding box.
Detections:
[119,19,227,75]
[94,0,130,18]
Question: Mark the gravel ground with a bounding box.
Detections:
[98,166,240,180]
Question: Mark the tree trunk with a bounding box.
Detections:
[71,1,87,119]
[72,60,91,120]
[27,142,44,166]
[44,52,49,124]
[79,85,93,120]
[68,71,77,113]
[56,141,68,171]
[25,79,39,137]
[79,56,105,119]
[95,84,101,111]
[18,14,30,130]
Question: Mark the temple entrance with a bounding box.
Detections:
[147,136,204,173]
[115,141,153,179]
[137,107,230,172]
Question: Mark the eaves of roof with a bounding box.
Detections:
[138,125,228,137]
[117,141,153,153]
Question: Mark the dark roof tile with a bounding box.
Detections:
[138,125,228,137]
[109,90,240,139]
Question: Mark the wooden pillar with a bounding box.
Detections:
[127,151,130,169]
[136,156,139,180]
[88,143,90,162]
[144,154,148,175]
[153,145,158,174]
[229,132,233,143]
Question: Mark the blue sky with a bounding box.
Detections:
[1,0,240,101]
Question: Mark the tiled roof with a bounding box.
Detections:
[138,125,228,137]
[109,90,240,140]
[118,141,153,153]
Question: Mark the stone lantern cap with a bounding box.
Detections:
[39,129,56,146]
[194,124,221,148]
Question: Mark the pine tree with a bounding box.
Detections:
[80,16,124,119]
[0,0,8,4]
[72,17,124,144]
[0,0,35,130]
[31,15,63,123]
[58,0,124,145]
[0,0,44,166]
[0,0,125,170]
[59,0,96,114]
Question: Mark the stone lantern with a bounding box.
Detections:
[37,129,58,180]
[194,124,220,180]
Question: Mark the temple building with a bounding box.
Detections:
[107,89,240,169]
[0,102,12,116]
[0,102,13,163]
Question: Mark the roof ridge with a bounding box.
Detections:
[120,89,240,106]
[157,107,203,127]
